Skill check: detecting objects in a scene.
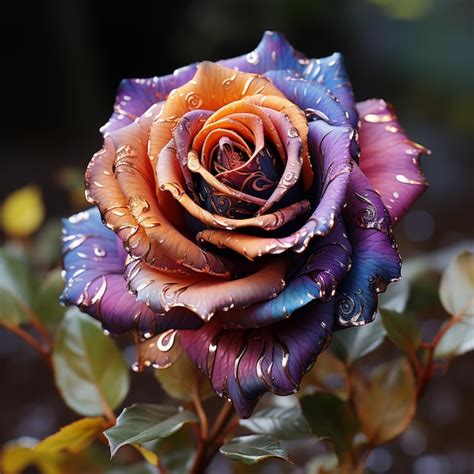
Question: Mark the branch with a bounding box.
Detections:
[190,400,235,474]
[416,311,464,398]
[1,323,52,368]
[192,387,209,439]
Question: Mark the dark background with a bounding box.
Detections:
[1,0,473,472]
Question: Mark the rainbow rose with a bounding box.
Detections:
[61,32,428,417]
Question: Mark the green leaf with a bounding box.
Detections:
[35,417,106,454]
[33,269,67,330]
[300,392,359,456]
[104,404,197,457]
[0,288,29,327]
[219,434,289,465]
[0,249,38,327]
[154,351,214,402]
[33,219,62,268]
[331,317,386,364]
[53,309,130,417]
[380,309,421,351]
[352,358,416,444]
[239,406,311,441]
[434,317,474,358]
[378,278,410,313]
[106,462,158,474]
[144,429,195,474]
[439,251,474,317]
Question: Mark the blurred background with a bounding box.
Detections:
[0,0,473,472]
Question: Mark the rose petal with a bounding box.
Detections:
[86,106,231,278]
[220,30,309,74]
[173,109,214,199]
[221,219,351,328]
[303,53,358,127]
[103,31,302,135]
[357,99,430,223]
[190,101,305,211]
[134,330,183,370]
[197,121,353,258]
[102,32,357,134]
[244,94,312,194]
[264,70,351,127]
[334,164,402,327]
[192,99,285,164]
[61,208,202,336]
[158,139,311,232]
[148,62,287,165]
[181,299,334,418]
[124,255,290,321]
[101,65,198,134]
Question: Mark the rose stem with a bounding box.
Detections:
[1,323,52,368]
[190,400,235,474]
[192,385,209,439]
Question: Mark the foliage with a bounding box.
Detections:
[53,309,130,418]
[0,208,472,472]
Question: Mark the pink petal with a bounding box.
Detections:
[357,99,430,223]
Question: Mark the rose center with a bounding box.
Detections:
[213,137,247,174]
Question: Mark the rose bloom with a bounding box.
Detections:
[61,32,428,417]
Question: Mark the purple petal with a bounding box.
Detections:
[101,65,199,134]
[102,31,357,135]
[222,220,351,328]
[303,53,358,127]
[220,31,309,74]
[264,70,351,127]
[279,120,353,249]
[61,207,202,336]
[334,165,402,327]
[181,299,334,418]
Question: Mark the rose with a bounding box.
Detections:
[61,31,428,417]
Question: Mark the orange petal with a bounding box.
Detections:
[124,254,290,320]
[197,229,294,260]
[149,62,286,165]
[193,100,285,162]
[86,106,231,278]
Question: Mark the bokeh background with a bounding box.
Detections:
[1,0,473,472]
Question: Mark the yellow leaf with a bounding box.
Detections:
[35,417,106,455]
[1,442,60,474]
[1,185,45,237]
[1,445,36,473]
[133,444,159,466]
[352,358,416,444]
